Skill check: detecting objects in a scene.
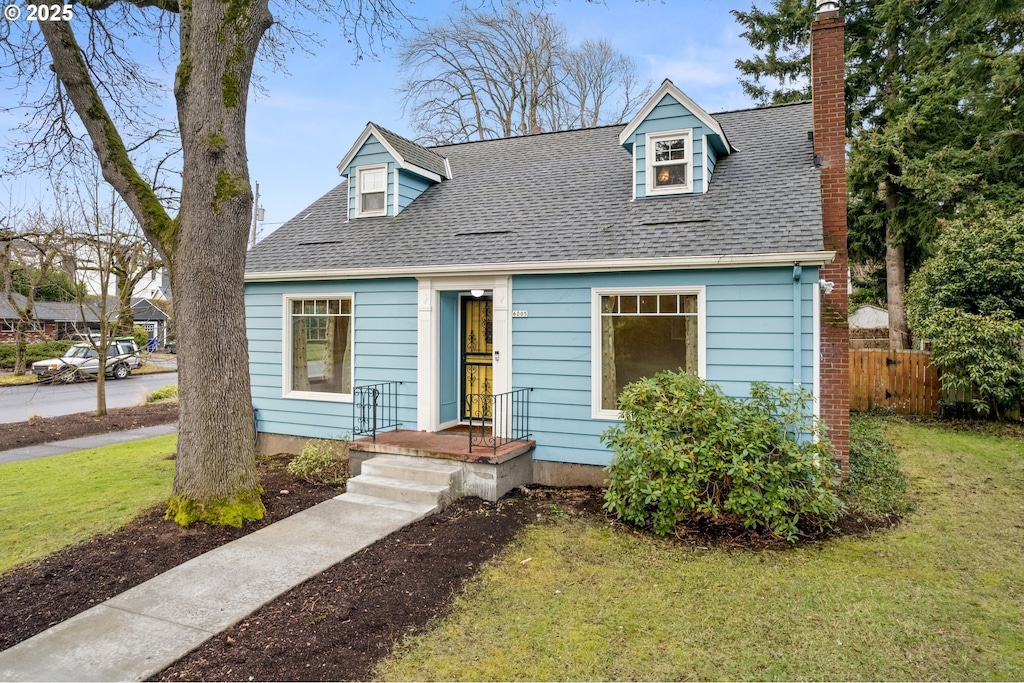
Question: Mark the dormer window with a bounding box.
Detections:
[356,165,387,217]
[646,130,693,195]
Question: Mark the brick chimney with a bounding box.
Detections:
[811,0,850,473]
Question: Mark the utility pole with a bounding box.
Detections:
[250,181,260,249]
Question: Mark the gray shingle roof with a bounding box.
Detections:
[370,123,450,179]
[247,102,822,275]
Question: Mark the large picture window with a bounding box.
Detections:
[287,296,353,398]
[593,288,704,417]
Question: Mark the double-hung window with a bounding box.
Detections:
[285,295,353,399]
[646,130,693,195]
[592,287,705,418]
[356,165,387,217]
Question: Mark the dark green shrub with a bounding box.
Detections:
[602,371,842,542]
[131,325,149,349]
[841,416,914,518]
[0,341,75,370]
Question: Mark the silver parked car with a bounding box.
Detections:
[33,340,142,383]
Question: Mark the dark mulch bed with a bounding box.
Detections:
[0,456,339,652]
[152,488,590,682]
[0,401,179,452]
[0,404,899,681]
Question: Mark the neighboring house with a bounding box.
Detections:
[0,292,168,344]
[0,293,51,344]
[0,292,115,343]
[130,298,170,345]
[850,305,889,349]
[850,305,889,330]
[71,235,170,302]
[244,5,850,491]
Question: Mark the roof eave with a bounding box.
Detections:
[618,79,734,154]
[245,251,836,282]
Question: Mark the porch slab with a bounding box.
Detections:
[349,430,534,465]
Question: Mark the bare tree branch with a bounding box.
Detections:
[398,6,651,143]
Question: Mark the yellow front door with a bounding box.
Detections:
[461,296,493,420]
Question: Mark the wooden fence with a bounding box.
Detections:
[849,349,941,415]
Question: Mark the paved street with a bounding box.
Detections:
[0,372,178,424]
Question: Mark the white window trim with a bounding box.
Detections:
[416,275,512,432]
[355,164,387,218]
[591,285,706,420]
[282,292,355,402]
[645,129,693,196]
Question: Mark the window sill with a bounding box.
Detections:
[282,389,353,403]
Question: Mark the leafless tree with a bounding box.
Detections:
[399,7,652,143]
[0,207,68,375]
[59,182,164,416]
[560,38,651,130]
[0,0,420,526]
[400,7,566,142]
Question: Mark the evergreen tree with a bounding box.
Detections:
[733,0,1024,349]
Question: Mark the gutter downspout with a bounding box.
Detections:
[793,264,803,387]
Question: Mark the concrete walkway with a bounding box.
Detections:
[0,491,436,682]
[0,423,179,464]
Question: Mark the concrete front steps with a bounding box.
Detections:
[345,454,465,510]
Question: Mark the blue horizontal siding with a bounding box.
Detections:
[397,170,432,213]
[344,136,395,219]
[511,267,818,467]
[247,266,818,467]
[246,278,418,440]
[630,96,713,197]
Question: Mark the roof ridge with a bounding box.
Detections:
[427,123,627,152]
[370,122,448,165]
[712,99,811,116]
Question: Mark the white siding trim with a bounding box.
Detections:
[813,281,821,419]
[415,275,512,432]
[618,79,733,153]
[702,133,709,194]
[631,146,637,200]
[247,251,837,282]
[337,124,443,182]
[590,285,707,421]
[416,280,434,430]
[281,292,355,403]
[392,167,399,216]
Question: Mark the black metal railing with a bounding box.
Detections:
[352,381,402,440]
[465,388,532,453]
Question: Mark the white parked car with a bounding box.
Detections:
[33,340,142,384]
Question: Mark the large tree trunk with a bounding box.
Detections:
[35,0,272,526]
[166,0,272,525]
[884,177,910,350]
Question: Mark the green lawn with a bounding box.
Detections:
[378,419,1024,681]
[0,435,177,575]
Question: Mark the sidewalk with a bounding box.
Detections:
[0,491,436,681]
[0,424,179,465]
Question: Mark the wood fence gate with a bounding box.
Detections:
[849,349,940,415]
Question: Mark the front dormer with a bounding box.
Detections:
[618,80,732,198]
[337,123,450,219]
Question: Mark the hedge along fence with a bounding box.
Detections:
[0,341,76,370]
[850,349,1022,419]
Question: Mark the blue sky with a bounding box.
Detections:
[2,0,760,237]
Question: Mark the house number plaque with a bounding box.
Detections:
[511,310,528,318]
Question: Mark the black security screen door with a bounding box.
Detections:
[461,296,493,420]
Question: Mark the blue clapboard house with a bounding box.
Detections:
[244,78,845,500]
